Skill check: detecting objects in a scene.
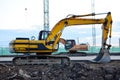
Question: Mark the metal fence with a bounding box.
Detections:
[0,47,12,55]
[0,46,120,55]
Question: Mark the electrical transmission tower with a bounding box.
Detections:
[43,0,49,31]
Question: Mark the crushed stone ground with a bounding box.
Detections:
[0,60,120,80]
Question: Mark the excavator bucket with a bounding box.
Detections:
[91,48,111,63]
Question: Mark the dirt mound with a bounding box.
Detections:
[0,61,120,80]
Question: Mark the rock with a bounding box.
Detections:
[19,69,31,78]
[104,74,113,80]
[104,67,116,74]
[115,75,120,80]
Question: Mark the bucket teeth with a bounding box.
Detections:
[91,48,111,63]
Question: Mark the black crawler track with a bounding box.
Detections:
[13,55,70,65]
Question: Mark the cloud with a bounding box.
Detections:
[112,32,120,38]
[0,0,43,30]
[0,0,119,30]
[0,0,120,47]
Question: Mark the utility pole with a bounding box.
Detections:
[43,0,49,31]
[91,0,96,47]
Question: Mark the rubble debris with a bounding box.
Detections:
[0,61,120,80]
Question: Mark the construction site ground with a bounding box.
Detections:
[0,60,120,80]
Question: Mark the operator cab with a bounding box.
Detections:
[38,30,59,50]
[65,40,76,50]
[38,30,50,40]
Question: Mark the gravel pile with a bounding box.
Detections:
[0,61,120,80]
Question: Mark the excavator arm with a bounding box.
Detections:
[92,12,112,63]
[102,12,112,48]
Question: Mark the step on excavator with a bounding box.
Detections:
[9,12,112,65]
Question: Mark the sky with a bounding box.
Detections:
[0,0,120,47]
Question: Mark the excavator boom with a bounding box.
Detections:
[46,15,105,43]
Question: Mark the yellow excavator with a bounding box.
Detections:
[59,38,89,52]
[9,12,112,65]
